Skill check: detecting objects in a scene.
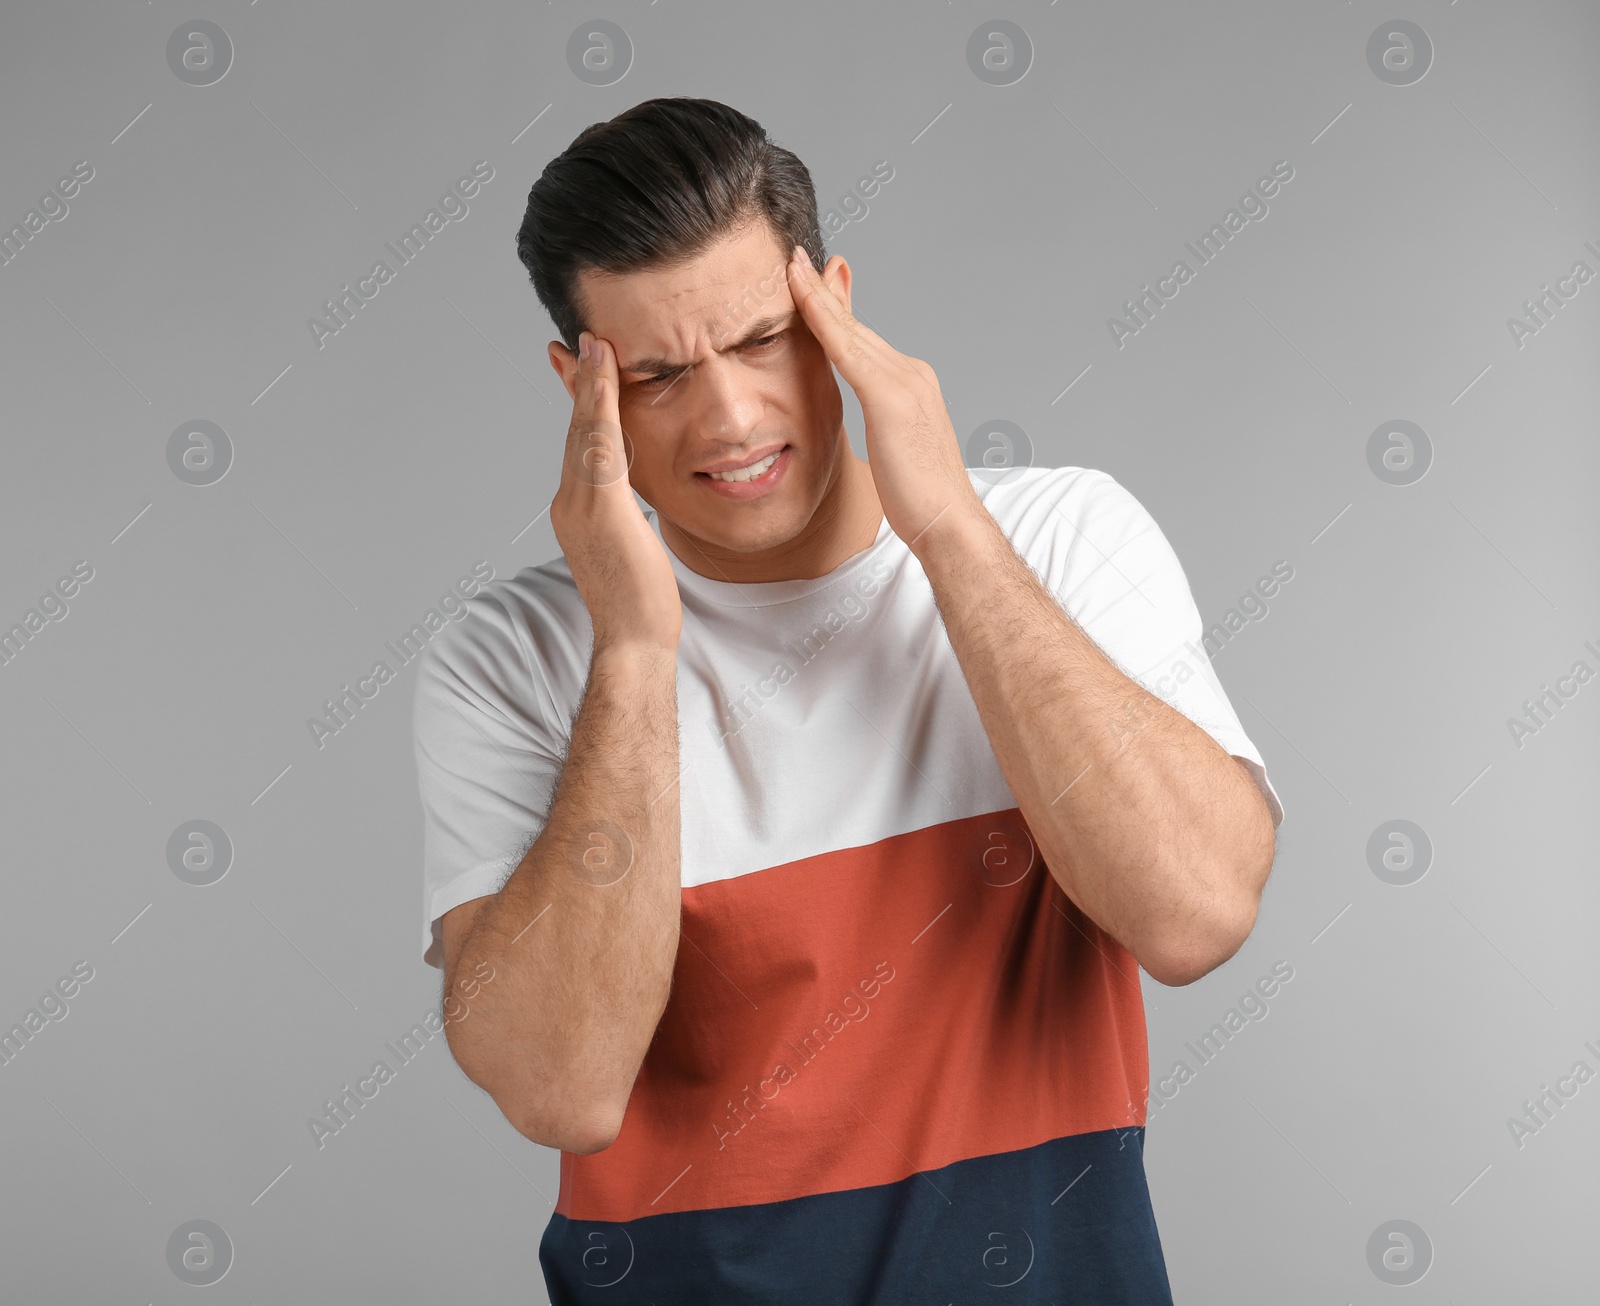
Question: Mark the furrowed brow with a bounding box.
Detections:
[619,312,795,376]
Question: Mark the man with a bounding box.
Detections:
[413,97,1283,1303]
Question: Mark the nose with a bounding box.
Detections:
[693,356,766,447]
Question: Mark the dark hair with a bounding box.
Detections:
[514,97,826,354]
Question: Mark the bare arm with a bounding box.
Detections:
[443,640,681,1154]
[912,501,1276,988]
[440,327,684,1154]
[780,246,1275,989]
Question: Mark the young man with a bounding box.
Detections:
[413,97,1283,1303]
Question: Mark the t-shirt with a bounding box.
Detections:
[411,464,1285,1304]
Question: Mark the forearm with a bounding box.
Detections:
[915,504,1274,986]
[450,641,682,1149]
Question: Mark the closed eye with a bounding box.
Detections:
[633,331,789,390]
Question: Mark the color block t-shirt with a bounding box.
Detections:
[411,464,1284,1304]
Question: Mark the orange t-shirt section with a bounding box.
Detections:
[558,806,1150,1224]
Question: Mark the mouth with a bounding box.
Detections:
[695,444,788,482]
[694,444,792,498]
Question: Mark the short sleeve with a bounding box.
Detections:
[1038,469,1284,830]
[411,594,569,969]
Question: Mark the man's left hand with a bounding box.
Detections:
[786,244,982,550]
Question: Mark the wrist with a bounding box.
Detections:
[905,492,998,573]
[591,636,679,669]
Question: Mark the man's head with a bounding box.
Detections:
[516,98,867,579]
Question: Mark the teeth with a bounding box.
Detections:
[709,451,780,482]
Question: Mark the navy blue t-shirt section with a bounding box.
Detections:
[539,1126,1173,1305]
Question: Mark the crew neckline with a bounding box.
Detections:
[646,507,897,608]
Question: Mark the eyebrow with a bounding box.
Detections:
[618,312,795,377]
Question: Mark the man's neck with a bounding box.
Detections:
[659,449,885,585]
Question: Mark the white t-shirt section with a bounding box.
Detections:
[411,465,1284,969]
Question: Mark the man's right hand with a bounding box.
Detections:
[550,330,683,655]
[447,326,686,1150]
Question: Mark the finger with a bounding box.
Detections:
[590,334,621,429]
[565,332,632,493]
[786,246,893,388]
[559,332,597,478]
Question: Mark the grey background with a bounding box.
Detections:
[2,1,1596,1301]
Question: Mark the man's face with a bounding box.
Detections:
[551,221,852,567]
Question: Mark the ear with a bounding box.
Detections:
[548,340,579,402]
[821,256,853,316]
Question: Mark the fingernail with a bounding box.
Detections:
[579,333,590,362]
